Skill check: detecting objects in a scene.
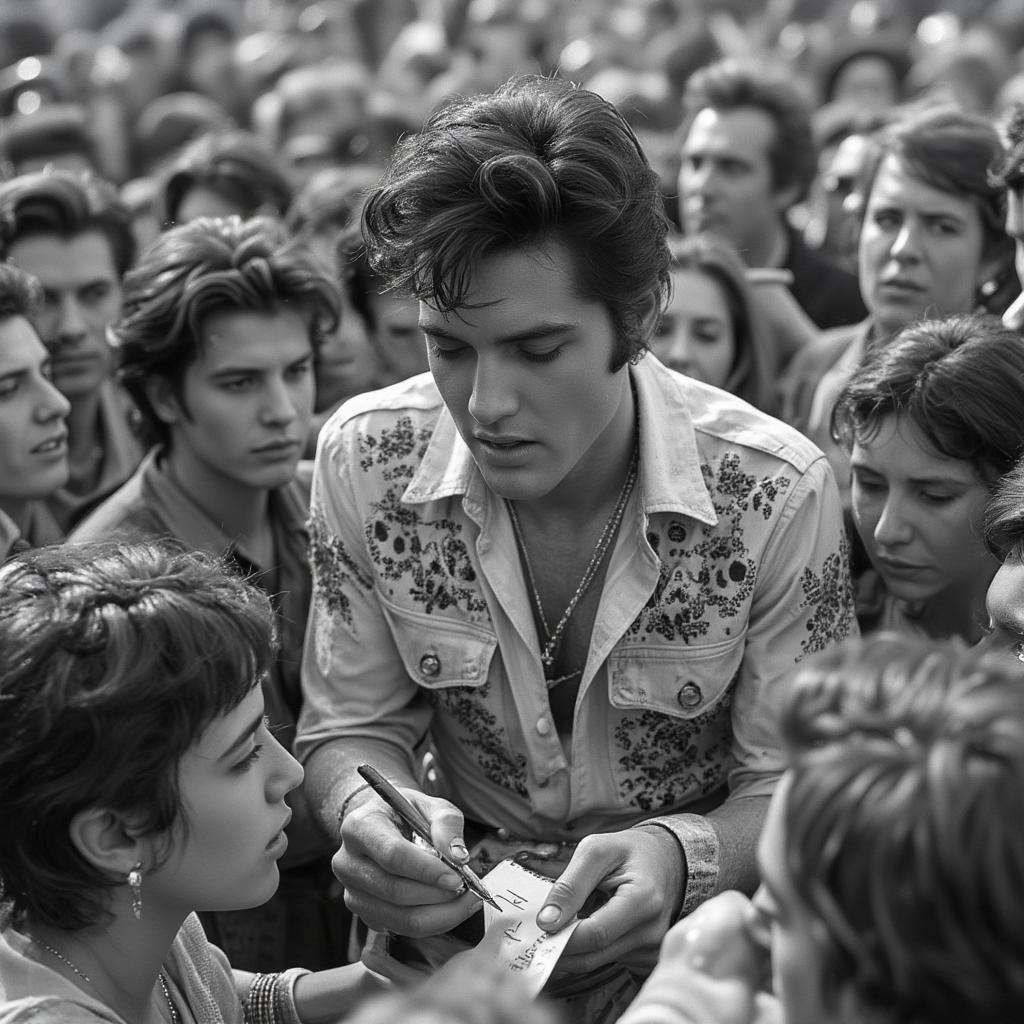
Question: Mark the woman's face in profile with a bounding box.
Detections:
[858,154,991,335]
[651,267,737,391]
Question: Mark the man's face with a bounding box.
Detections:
[159,308,316,496]
[367,289,428,384]
[7,231,123,402]
[678,106,789,264]
[420,241,635,504]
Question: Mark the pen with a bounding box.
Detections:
[357,763,502,912]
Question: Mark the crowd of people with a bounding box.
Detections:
[2,0,1024,1023]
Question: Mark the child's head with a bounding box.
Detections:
[759,635,1024,1024]
[0,541,293,931]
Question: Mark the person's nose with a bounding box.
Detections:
[1005,188,1024,243]
[873,493,914,548]
[662,326,692,372]
[261,376,300,426]
[35,376,71,422]
[266,732,304,802]
[683,155,715,197]
[53,296,88,345]
[467,354,517,426]
[888,220,923,263]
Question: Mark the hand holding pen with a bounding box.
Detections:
[357,763,501,912]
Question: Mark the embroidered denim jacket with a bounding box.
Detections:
[298,357,856,910]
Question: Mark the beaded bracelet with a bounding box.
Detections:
[243,968,309,1024]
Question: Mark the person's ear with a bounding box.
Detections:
[636,291,663,346]
[143,377,181,426]
[976,252,1009,301]
[68,807,147,878]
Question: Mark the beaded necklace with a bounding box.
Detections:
[32,937,180,1024]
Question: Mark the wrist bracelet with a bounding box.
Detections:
[243,968,309,1024]
[338,781,373,827]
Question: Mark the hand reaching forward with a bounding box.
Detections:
[533,825,686,975]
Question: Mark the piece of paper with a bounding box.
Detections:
[479,858,581,997]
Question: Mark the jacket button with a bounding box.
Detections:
[419,653,441,678]
[677,682,703,709]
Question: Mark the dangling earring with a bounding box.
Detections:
[128,862,143,920]
[980,279,998,298]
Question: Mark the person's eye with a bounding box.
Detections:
[285,361,312,381]
[234,744,263,772]
[872,211,900,230]
[220,377,253,391]
[694,325,725,345]
[520,346,563,364]
[920,490,955,505]
[427,341,465,361]
[0,378,18,398]
[81,284,112,305]
[854,476,885,494]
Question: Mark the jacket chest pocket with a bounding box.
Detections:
[380,594,497,690]
[607,635,745,718]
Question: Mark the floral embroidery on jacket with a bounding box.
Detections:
[625,453,791,643]
[358,415,431,474]
[426,682,529,796]
[307,507,373,630]
[614,695,733,811]
[797,531,856,658]
[368,485,487,616]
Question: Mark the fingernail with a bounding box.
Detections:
[449,839,468,861]
[537,905,561,929]
[441,871,465,893]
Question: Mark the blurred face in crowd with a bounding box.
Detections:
[366,289,427,385]
[858,154,994,336]
[7,231,123,403]
[650,266,736,389]
[679,106,793,265]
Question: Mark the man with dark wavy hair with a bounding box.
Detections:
[297,74,856,1023]
[0,168,141,530]
[70,214,351,973]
